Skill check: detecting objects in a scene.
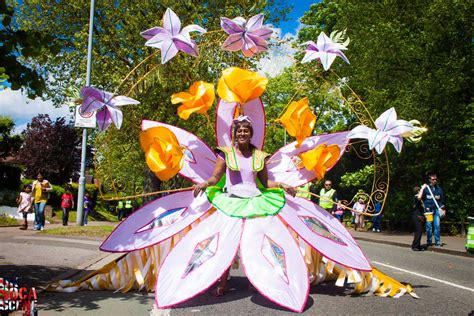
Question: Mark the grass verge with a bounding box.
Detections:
[0,213,19,226]
[39,225,114,238]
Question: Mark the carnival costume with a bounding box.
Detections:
[50,94,418,313]
[48,9,425,313]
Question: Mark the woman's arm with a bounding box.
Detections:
[257,163,296,196]
[193,157,226,197]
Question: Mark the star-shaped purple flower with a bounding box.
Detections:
[301,31,350,71]
[220,14,273,57]
[79,86,140,131]
[141,8,206,64]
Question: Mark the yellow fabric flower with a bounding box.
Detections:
[299,144,340,180]
[140,126,184,181]
[171,81,215,120]
[278,97,316,146]
[217,67,268,104]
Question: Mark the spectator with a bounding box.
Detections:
[418,173,446,247]
[117,200,125,221]
[296,182,311,199]
[31,173,52,231]
[412,186,425,251]
[17,185,33,230]
[334,202,345,223]
[352,198,366,231]
[60,187,74,226]
[125,199,134,218]
[372,201,382,232]
[319,180,337,213]
[83,192,92,226]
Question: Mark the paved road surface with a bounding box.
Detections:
[34,240,474,315]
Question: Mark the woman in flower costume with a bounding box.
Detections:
[193,115,296,296]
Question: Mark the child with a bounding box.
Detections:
[61,188,74,226]
[17,185,33,230]
[334,202,345,222]
[83,192,92,226]
[353,198,366,231]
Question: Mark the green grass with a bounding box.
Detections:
[49,208,119,223]
[39,225,115,238]
[0,214,19,226]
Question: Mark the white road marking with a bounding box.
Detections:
[372,261,474,293]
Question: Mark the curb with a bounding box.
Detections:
[39,251,124,293]
[355,237,474,258]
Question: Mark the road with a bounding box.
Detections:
[30,240,473,315]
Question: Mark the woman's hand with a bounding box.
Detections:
[193,182,209,197]
[279,183,296,197]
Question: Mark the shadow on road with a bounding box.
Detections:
[0,265,80,288]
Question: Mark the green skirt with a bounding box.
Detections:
[205,186,286,218]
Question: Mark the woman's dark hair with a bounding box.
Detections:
[413,186,420,193]
[24,184,32,190]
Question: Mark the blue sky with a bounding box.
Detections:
[277,0,320,35]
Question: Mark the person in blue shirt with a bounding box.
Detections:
[371,201,382,232]
[418,173,446,247]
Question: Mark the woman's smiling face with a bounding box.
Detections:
[235,123,253,146]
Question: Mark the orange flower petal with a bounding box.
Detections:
[278,97,316,146]
[217,67,268,104]
[140,126,184,181]
[300,144,340,180]
[171,81,215,120]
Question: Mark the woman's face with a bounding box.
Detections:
[235,124,252,146]
[37,174,43,182]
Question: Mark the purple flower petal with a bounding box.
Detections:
[221,33,244,51]
[105,105,124,129]
[246,14,264,32]
[247,33,268,52]
[181,24,207,37]
[96,108,113,131]
[173,34,199,57]
[301,50,320,64]
[108,95,141,107]
[220,17,244,35]
[80,97,104,114]
[242,36,259,57]
[250,27,273,40]
[145,32,170,49]
[140,26,168,40]
[375,108,397,131]
[160,38,179,64]
[163,8,181,36]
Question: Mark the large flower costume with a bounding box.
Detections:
[49,70,416,313]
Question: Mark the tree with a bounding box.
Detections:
[0,116,21,158]
[18,114,83,183]
[14,1,291,196]
[0,0,59,97]
[298,0,473,224]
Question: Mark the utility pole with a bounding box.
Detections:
[76,0,96,226]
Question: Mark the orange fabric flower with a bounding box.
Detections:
[140,126,184,181]
[217,67,268,104]
[278,97,316,146]
[299,144,340,180]
[171,81,215,120]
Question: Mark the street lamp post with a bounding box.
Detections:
[76,0,96,226]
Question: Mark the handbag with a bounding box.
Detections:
[426,185,445,218]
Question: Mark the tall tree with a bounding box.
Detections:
[15,1,291,195]
[299,0,473,224]
[0,0,59,97]
[18,114,83,183]
[0,116,21,158]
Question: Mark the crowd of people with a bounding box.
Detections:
[16,171,446,251]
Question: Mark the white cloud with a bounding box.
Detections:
[0,88,72,134]
[257,26,300,78]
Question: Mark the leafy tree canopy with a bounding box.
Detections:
[18,114,83,184]
[0,115,21,158]
[0,0,59,97]
[298,0,473,222]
